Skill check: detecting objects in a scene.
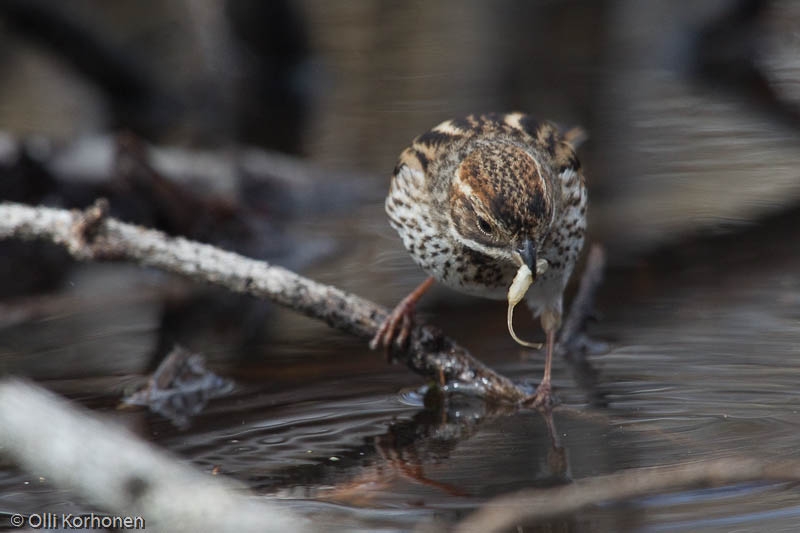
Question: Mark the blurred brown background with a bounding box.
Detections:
[2,0,800,260]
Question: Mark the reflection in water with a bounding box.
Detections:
[316,397,570,505]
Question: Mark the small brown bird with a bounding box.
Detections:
[371,112,587,406]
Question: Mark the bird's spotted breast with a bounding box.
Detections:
[451,246,518,298]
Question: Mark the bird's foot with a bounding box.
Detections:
[369,300,416,360]
[523,380,557,410]
[370,277,435,361]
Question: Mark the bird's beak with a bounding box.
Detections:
[515,238,537,280]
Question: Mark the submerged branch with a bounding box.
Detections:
[457,456,800,533]
[0,200,525,402]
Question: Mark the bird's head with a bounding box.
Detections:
[447,141,554,277]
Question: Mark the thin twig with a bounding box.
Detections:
[456,456,800,533]
[0,200,525,402]
[557,243,606,355]
[556,244,609,405]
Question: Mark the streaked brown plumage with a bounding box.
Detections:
[372,112,587,406]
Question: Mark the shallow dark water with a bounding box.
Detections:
[2,226,800,532]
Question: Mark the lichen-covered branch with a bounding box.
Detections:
[0,200,525,402]
[0,379,309,533]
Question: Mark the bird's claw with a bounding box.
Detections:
[523,381,557,410]
[369,302,416,361]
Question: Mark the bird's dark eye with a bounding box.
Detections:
[477,217,492,234]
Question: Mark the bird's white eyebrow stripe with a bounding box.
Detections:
[448,225,516,262]
[454,173,476,199]
[513,145,547,201]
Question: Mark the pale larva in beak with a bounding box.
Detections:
[507,258,549,348]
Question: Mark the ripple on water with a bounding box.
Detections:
[157,376,421,481]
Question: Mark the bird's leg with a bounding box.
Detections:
[370,277,435,358]
[529,329,555,407]
[526,310,560,409]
